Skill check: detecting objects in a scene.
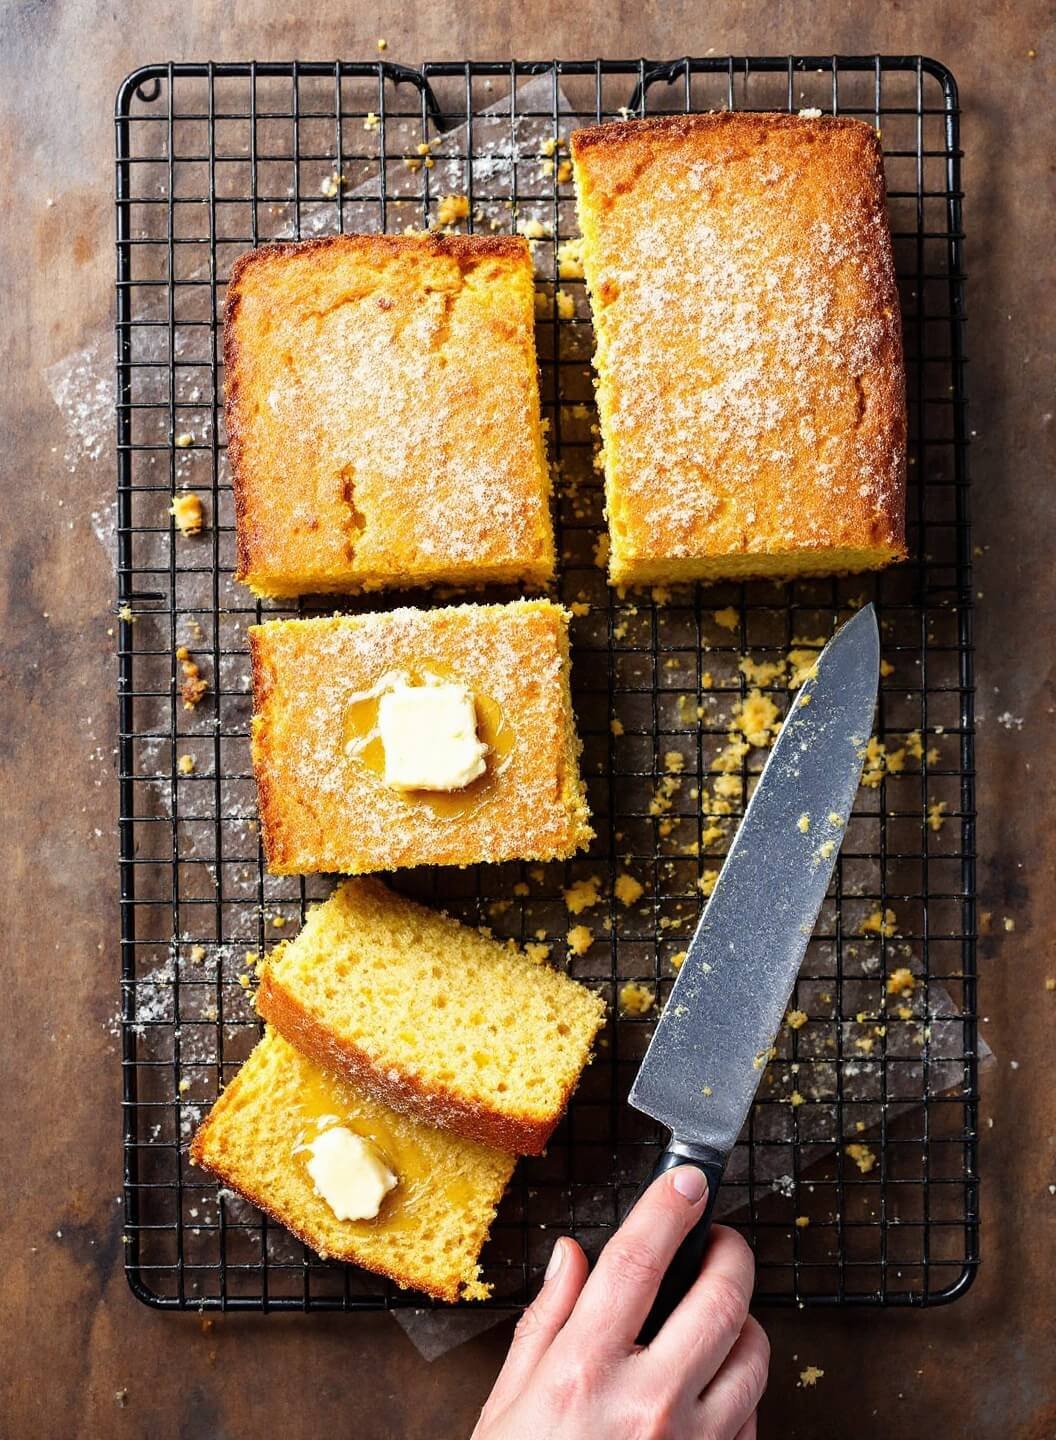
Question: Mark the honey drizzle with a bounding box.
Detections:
[342,664,514,820]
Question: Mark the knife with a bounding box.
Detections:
[628,602,880,1342]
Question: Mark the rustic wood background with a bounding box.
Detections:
[2,2,1053,1436]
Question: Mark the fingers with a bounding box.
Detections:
[694,1314,770,1438]
[562,1165,710,1354]
[642,1224,756,1389]
[486,1237,589,1405]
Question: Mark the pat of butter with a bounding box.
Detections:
[378,678,488,791]
[301,1127,398,1222]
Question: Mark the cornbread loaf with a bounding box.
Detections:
[189,1028,515,1302]
[224,232,554,598]
[257,878,607,1154]
[570,112,907,585]
[250,600,592,875]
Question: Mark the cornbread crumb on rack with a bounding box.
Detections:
[224,233,553,599]
[566,924,593,957]
[169,491,204,536]
[861,906,898,938]
[257,878,605,1155]
[618,981,655,1016]
[250,601,592,875]
[846,1142,877,1174]
[570,112,906,586]
[614,872,644,907]
[563,874,603,914]
[190,1029,515,1302]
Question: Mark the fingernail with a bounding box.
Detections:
[544,1239,565,1281]
[671,1165,708,1204]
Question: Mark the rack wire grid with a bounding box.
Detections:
[115,55,977,1312]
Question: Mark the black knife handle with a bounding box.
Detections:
[635,1143,727,1345]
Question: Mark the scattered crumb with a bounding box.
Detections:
[846,1142,876,1174]
[664,750,685,773]
[670,950,688,972]
[733,689,780,748]
[118,604,136,623]
[436,194,470,227]
[319,171,348,198]
[516,217,549,241]
[592,532,610,569]
[178,647,209,711]
[798,1365,825,1388]
[556,159,573,184]
[1003,917,1015,933]
[376,37,387,50]
[523,942,551,964]
[610,717,624,737]
[177,753,195,775]
[790,1090,805,1107]
[614,872,644,907]
[697,869,718,897]
[270,915,286,929]
[880,658,895,677]
[619,981,655,1017]
[556,289,575,320]
[563,875,602,914]
[178,1077,191,1094]
[363,112,380,131]
[170,491,204,536]
[886,967,916,996]
[566,925,593,957]
[817,840,835,860]
[173,431,194,448]
[557,236,584,280]
[861,907,897,938]
[795,1215,811,1228]
[786,1009,808,1031]
[189,945,207,964]
[1045,978,1055,992]
[713,606,739,632]
[827,812,843,827]
[512,881,530,897]
[797,813,810,834]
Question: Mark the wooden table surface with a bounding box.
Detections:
[3,3,1053,1436]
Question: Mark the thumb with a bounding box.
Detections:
[487,1238,589,1402]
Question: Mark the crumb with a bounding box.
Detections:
[524,942,551,964]
[713,606,739,632]
[664,750,685,773]
[170,491,204,536]
[798,1365,825,1388]
[697,869,718,897]
[516,217,549,240]
[557,236,584,279]
[461,1278,492,1301]
[670,950,688,972]
[610,717,624,737]
[178,1077,191,1094]
[886,967,916,996]
[363,112,380,130]
[556,289,575,320]
[569,599,589,616]
[564,875,602,914]
[861,907,897,938]
[786,1009,808,1031]
[619,981,655,1016]
[1003,917,1015,933]
[173,431,194,448]
[828,812,843,827]
[797,813,810,834]
[436,194,470,227]
[319,172,347,198]
[614,872,644,907]
[270,915,286,929]
[566,925,593,957]
[905,729,924,760]
[556,159,573,184]
[113,1389,129,1409]
[592,532,610,568]
[177,753,195,775]
[513,881,530,897]
[846,1142,876,1174]
[739,654,785,686]
[817,840,835,860]
[178,650,208,710]
[1045,978,1055,992]
[118,604,136,623]
[795,1215,810,1228]
[733,689,780,748]
[189,945,207,964]
[376,37,387,50]
[790,1090,805,1107]
[880,658,895,677]
[860,736,888,788]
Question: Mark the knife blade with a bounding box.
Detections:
[628,602,880,1341]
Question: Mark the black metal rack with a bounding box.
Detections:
[115,55,977,1312]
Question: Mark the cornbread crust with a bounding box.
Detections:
[570,112,907,585]
[189,1029,515,1301]
[256,878,606,1155]
[250,600,592,874]
[225,232,554,598]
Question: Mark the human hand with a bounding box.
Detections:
[472,1166,768,1439]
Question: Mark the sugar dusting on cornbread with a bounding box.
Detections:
[250,601,592,874]
[570,112,907,585]
[225,233,554,598]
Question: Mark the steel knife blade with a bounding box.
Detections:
[628,602,880,1340]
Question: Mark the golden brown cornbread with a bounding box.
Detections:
[570,112,907,585]
[250,600,592,875]
[257,878,607,1154]
[189,1029,515,1301]
[224,232,554,598]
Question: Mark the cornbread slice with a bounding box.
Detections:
[225,232,554,598]
[189,1029,515,1302]
[570,112,907,585]
[250,600,592,874]
[257,878,607,1154]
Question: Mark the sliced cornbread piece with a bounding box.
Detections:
[250,600,592,875]
[570,112,907,586]
[225,232,554,598]
[257,878,607,1154]
[189,1029,515,1302]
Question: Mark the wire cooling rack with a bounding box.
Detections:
[115,55,977,1311]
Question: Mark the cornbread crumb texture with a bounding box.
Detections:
[570,113,907,585]
[225,233,554,598]
[257,878,606,1155]
[250,601,592,874]
[189,1029,515,1302]
[170,491,204,536]
[619,981,655,1016]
